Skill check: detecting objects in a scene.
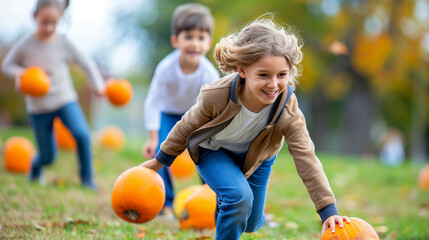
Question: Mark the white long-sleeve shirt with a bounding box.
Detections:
[1,34,104,114]
[144,49,219,131]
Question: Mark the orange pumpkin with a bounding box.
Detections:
[418,165,429,190]
[180,184,216,230]
[99,126,126,151]
[105,78,133,106]
[321,217,379,240]
[173,185,201,218]
[3,136,35,173]
[53,117,76,150]
[170,149,197,179]
[20,66,50,97]
[111,166,165,223]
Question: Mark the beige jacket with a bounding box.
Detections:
[155,73,336,212]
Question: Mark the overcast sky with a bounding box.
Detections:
[0,0,146,76]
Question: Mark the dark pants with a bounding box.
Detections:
[28,101,94,185]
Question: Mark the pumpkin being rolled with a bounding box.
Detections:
[111,166,165,224]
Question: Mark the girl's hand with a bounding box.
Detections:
[321,215,350,237]
[92,87,105,97]
[142,139,158,159]
[139,158,163,172]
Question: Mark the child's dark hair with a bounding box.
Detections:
[34,0,70,15]
[171,3,214,36]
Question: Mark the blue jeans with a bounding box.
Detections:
[157,112,183,208]
[197,147,276,240]
[28,101,94,185]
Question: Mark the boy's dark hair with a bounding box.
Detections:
[171,3,214,36]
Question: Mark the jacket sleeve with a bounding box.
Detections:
[155,85,216,166]
[282,94,338,217]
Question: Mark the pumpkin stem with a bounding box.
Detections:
[124,210,140,221]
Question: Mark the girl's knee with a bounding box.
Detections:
[223,186,254,211]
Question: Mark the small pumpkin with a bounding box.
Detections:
[21,66,50,97]
[99,126,126,151]
[53,117,76,150]
[173,185,201,218]
[321,217,379,240]
[111,166,165,223]
[105,78,133,106]
[180,184,216,230]
[418,165,429,190]
[3,136,35,173]
[170,149,197,179]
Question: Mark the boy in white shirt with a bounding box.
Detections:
[142,3,219,217]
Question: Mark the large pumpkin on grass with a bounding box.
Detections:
[105,78,133,106]
[53,117,76,150]
[99,126,125,151]
[173,185,201,218]
[180,184,216,230]
[321,217,379,240]
[418,165,429,190]
[111,166,165,223]
[171,149,197,179]
[3,136,35,173]
[21,66,50,97]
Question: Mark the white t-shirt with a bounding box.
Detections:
[200,97,273,155]
[144,49,219,131]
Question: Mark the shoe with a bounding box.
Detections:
[82,181,98,191]
[158,206,175,220]
[29,168,46,186]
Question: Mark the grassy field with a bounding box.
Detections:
[1,127,428,239]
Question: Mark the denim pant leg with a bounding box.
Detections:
[157,112,182,208]
[244,155,276,232]
[197,148,255,240]
[28,112,57,180]
[57,102,93,184]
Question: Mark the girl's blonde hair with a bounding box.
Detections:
[214,16,303,88]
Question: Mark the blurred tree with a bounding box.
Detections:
[116,0,428,159]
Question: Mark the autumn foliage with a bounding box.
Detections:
[111,166,165,223]
[3,136,35,173]
[20,66,50,97]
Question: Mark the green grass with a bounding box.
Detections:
[1,127,429,239]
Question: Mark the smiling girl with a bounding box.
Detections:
[139,16,349,239]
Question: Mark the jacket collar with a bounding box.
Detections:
[229,74,293,125]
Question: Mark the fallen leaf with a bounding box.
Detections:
[285,221,299,229]
[375,225,389,235]
[135,231,146,238]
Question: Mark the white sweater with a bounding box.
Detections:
[144,49,219,131]
[2,34,104,114]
